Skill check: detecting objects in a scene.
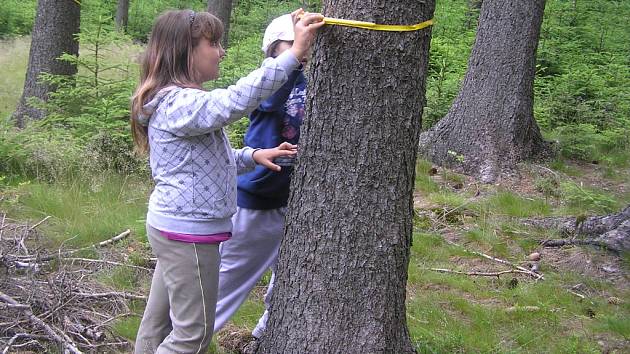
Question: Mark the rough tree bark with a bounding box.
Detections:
[207,0,233,48]
[13,0,81,128]
[257,1,435,353]
[419,0,549,183]
[115,0,129,32]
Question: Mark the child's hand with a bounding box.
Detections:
[252,142,298,171]
[290,9,325,61]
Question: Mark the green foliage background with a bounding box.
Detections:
[0,0,628,178]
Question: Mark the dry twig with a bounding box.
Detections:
[443,239,544,280]
[426,268,533,277]
[29,216,51,231]
[72,291,147,301]
[0,291,83,354]
[21,229,131,262]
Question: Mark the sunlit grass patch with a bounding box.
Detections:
[3,172,149,247]
[484,191,552,217]
[0,36,28,120]
[426,191,468,209]
[464,226,509,257]
[415,160,439,194]
[99,266,143,291]
[559,181,620,214]
[112,316,142,341]
[595,315,630,340]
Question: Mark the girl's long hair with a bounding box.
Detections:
[131,10,223,154]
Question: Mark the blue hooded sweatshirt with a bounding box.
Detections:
[236,68,306,210]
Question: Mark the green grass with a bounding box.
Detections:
[404,247,630,353]
[230,298,266,328]
[99,266,143,291]
[464,226,509,256]
[404,158,630,353]
[415,159,440,194]
[560,181,620,214]
[484,191,553,218]
[1,172,150,247]
[112,316,142,341]
[596,315,630,340]
[0,36,28,120]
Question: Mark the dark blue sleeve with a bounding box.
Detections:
[257,69,301,113]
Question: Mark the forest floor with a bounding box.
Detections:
[4,158,628,353]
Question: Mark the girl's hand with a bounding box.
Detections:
[252,142,298,171]
[290,9,325,60]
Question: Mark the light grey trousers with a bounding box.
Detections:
[135,224,220,354]
[213,207,286,338]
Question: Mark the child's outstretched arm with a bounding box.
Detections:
[157,11,324,137]
[159,51,298,136]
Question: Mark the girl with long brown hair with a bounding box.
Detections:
[130,9,323,353]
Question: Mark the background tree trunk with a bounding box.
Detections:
[207,0,233,48]
[13,0,81,128]
[257,1,435,353]
[419,0,549,183]
[115,0,129,32]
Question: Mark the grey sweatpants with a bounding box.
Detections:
[213,207,286,338]
[135,224,220,354]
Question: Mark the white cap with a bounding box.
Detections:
[261,14,295,54]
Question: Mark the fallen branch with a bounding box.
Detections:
[91,312,135,329]
[21,229,131,263]
[2,333,45,354]
[63,257,152,271]
[0,291,83,354]
[567,289,586,300]
[426,268,533,277]
[0,213,5,241]
[506,306,540,313]
[0,302,30,310]
[540,239,611,250]
[72,291,147,301]
[443,239,544,280]
[29,216,51,231]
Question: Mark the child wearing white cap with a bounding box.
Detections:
[213,13,309,343]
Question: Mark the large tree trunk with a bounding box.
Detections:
[13,0,81,128]
[257,1,435,353]
[207,0,233,48]
[419,0,549,183]
[115,0,129,32]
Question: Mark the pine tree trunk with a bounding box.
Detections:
[115,0,129,32]
[13,0,81,128]
[207,0,233,48]
[419,0,549,183]
[256,1,435,353]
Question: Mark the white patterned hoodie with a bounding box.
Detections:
[135,50,299,235]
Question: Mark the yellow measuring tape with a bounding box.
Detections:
[321,17,434,32]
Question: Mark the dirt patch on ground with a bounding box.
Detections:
[541,246,629,291]
[215,323,256,354]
